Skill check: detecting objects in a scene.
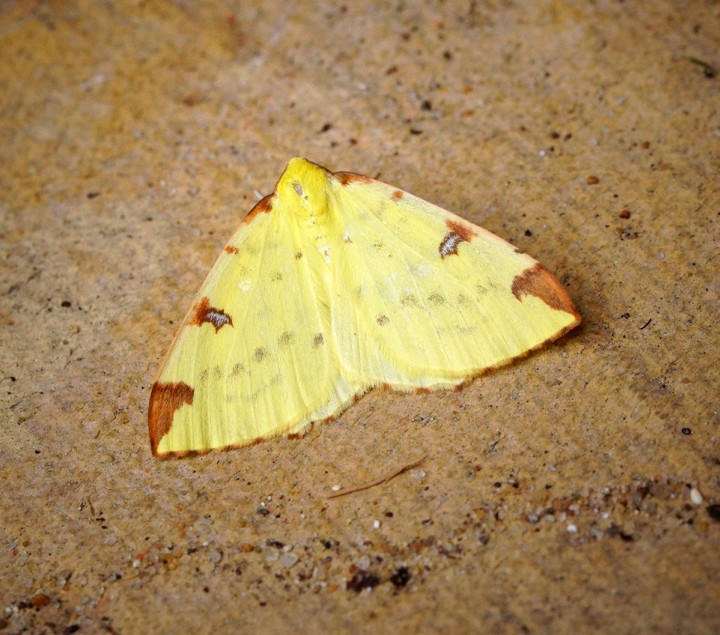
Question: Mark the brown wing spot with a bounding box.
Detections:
[439,219,478,259]
[376,314,389,326]
[278,331,295,346]
[415,387,432,395]
[428,292,446,305]
[231,363,246,376]
[313,333,324,348]
[242,194,274,225]
[271,272,283,281]
[336,171,373,186]
[511,263,581,317]
[253,347,268,362]
[148,382,194,456]
[190,297,233,332]
[400,292,420,307]
[391,190,404,201]
[295,252,303,260]
[224,245,239,254]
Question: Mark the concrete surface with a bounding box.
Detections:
[1,1,718,633]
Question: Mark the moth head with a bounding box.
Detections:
[276,157,332,221]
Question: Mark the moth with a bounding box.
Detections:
[149,158,580,457]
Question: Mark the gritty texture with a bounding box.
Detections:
[1,1,719,634]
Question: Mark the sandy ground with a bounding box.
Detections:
[1,1,718,633]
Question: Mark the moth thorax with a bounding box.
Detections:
[294,187,331,224]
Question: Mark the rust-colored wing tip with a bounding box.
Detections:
[511,263,581,322]
[148,381,194,456]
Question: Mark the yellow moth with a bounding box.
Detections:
[149,158,580,458]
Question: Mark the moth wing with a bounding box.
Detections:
[149,196,356,457]
[327,175,580,388]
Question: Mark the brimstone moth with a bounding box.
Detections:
[149,158,580,457]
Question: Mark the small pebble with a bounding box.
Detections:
[355,556,370,570]
[31,593,50,608]
[331,484,341,492]
[390,566,411,588]
[567,524,578,533]
[346,569,380,592]
[690,488,703,505]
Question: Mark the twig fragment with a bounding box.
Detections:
[327,455,425,499]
